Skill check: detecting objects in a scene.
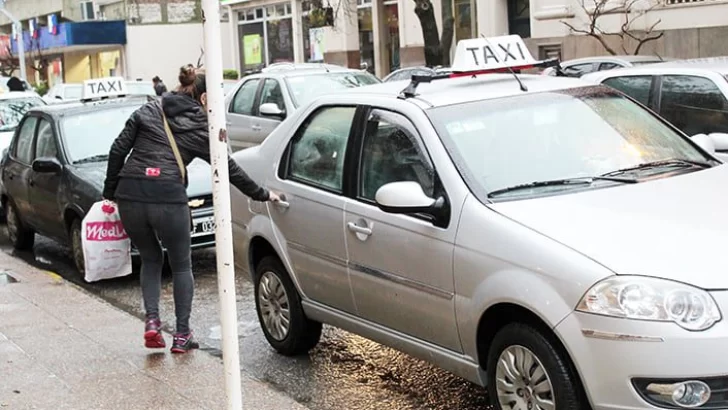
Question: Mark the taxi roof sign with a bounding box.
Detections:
[82,77,129,101]
[451,35,536,73]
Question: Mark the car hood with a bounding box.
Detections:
[77,158,212,198]
[489,165,728,289]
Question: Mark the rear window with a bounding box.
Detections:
[285,71,381,108]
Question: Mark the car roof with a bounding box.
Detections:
[562,55,668,65]
[0,91,43,100]
[246,64,366,79]
[346,73,590,108]
[29,96,148,118]
[581,57,728,81]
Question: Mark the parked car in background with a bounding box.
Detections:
[542,55,673,77]
[582,57,728,161]
[0,78,215,275]
[0,92,46,218]
[224,62,381,151]
[383,66,452,82]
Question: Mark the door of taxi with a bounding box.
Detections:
[265,105,358,315]
[2,116,38,223]
[343,108,462,352]
[28,117,65,240]
[226,78,262,151]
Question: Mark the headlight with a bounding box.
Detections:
[576,276,721,331]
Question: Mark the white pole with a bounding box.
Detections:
[200,1,243,410]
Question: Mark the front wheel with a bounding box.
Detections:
[487,323,587,410]
[70,218,85,275]
[6,200,34,250]
[254,256,322,356]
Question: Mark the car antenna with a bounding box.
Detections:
[481,34,528,92]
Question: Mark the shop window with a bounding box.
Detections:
[267,17,294,64]
[358,6,374,73]
[454,0,475,43]
[508,0,531,38]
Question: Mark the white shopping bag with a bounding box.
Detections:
[81,201,133,282]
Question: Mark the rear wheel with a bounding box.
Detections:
[70,218,85,275]
[254,256,322,356]
[487,323,586,410]
[6,200,34,250]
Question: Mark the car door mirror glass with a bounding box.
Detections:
[691,133,717,154]
[260,102,285,119]
[375,181,436,214]
[708,132,728,151]
[32,157,61,174]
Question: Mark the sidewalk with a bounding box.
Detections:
[0,251,308,410]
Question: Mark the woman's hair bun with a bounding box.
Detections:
[179,64,197,87]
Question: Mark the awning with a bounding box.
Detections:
[10,20,126,56]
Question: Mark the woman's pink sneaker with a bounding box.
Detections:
[144,317,166,348]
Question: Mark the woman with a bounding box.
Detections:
[103,65,279,353]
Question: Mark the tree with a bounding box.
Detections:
[414,0,454,67]
[561,0,664,55]
[0,37,51,82]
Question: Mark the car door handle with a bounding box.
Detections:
[273,200,290,209]
[347,222,372,236]
[251,125,262,131]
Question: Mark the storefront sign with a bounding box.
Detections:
[243,34,262,65]
[309,27,325,62]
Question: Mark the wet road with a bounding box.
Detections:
[0,223,492,410]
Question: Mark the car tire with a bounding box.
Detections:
[6,200,34,251]
[254,256,322,356]
[70,218,85,275]
[487,323,587,410]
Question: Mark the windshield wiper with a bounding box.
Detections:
[601,158,712,178]
[74,154,109,164]
[487,176,637,198]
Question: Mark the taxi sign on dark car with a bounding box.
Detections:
[451,35,537,73]
[82,77,129,101]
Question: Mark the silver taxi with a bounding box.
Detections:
[232,35,727,410]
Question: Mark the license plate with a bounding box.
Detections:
[191,216,215,237]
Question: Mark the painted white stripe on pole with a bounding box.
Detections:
[200,1,243,409]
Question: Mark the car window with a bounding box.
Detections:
[258,79,285,112]
[231,79,260,115]
[603,76,652,105]
[14,116,37,164]
[0,96,45,132]
[34,119,57,159]
[659,75,728,136]
[287,106,356,192]
[599,62,622,71]
[359,110,435,201]
[285,72,380,108]
[562,63,594,77]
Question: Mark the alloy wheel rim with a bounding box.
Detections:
[495,345,555,410]
[6,205,18,243]
[258,271,291,341]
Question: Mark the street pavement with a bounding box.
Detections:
[0,250,307,410]
[0,223,492,410]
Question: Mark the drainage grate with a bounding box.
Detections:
[0,271,18,285]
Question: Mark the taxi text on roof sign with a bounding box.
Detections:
[82,77,129,100]
[451,35,536,73]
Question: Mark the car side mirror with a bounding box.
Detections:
[32,157,62,174]
[259,103,285,119]
[707,132,728,152]
[375,181,446,218]
[691,133,717,154]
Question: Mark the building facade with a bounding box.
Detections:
[224,0,728,78]
[0,0,236,87]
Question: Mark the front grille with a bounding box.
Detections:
[189,194,213,210]
[633,376,728,409]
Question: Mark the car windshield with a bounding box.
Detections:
[285,71,381,107]
[427,87,710,201]
[126,82,155,96]
[61,104,141,163]
[64,85,83,100]
[0,97,44,132]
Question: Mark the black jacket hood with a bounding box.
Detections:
[161,92,207,132]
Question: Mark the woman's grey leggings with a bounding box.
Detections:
[117,200,193,334]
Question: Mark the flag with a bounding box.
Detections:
[48,14,59,35]
[29,18,37,39]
